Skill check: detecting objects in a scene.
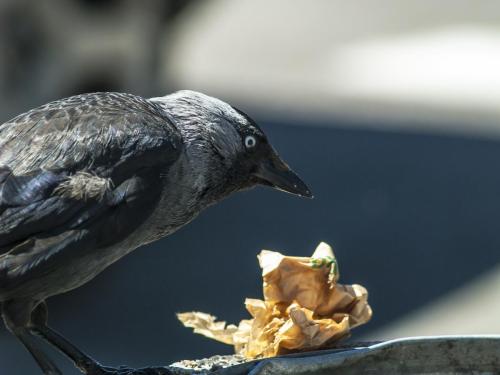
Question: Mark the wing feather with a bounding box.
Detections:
[0,92,182,180]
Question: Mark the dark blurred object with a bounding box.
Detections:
[0,0,196,119]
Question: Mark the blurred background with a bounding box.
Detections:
[1,0,500,373]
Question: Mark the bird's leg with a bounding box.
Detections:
[2,300,61,375]
[14,328,62,375]
[29,302,108,374]
[30,302,172,375]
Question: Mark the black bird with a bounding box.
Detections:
[0,90,312,374]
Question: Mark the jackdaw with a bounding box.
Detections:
[0,90,312,374]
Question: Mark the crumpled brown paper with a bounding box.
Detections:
[177,242,372,358]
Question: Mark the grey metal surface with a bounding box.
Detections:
[178,336,500,375]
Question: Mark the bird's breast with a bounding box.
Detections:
[130,157,206,246]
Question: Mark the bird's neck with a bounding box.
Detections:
[182,137,238,206]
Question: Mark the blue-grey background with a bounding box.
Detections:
[1,1,499,374]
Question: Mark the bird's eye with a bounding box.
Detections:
[244,135,257,149]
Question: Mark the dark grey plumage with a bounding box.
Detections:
[0,90,311,375]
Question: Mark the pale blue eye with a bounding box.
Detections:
[245,135,257,148]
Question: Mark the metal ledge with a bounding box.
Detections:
[170,336,500,375]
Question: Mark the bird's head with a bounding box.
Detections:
[154,90,313,202]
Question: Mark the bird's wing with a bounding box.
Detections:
[0,92,182,181]
[0,175,161,285]
[0,93,182,272]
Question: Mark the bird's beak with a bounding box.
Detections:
[254,153,313,198]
